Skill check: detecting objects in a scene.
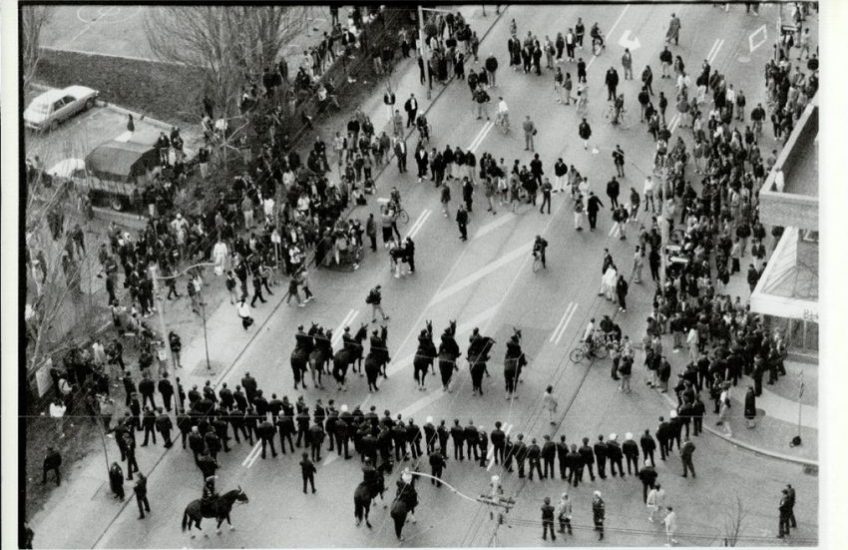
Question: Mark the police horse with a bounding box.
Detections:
[181,488,249,538]
[467,330,496,396]
[353,461,391,528]
[503,328,527,399]
[438,321,461,392]
[390,470,420,541]
[413,321,437,391]
[308,325,333,389]
[333,324,367,391]
[364,326,390,392]
[290,324,316,390]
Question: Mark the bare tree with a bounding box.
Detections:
[143,6,313,121]
[721,495,747,547]
[21,5,53,91]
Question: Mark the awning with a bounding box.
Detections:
[750,227,818,322]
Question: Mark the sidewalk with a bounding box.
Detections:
[28,7,507,548]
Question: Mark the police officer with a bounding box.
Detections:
[257,417,278,459]
[593,434,608,479]
[450,419,465,460]
[423,416,437,454]
[622,433,640,475]
[429,449,446,486]
[157,372,174,412]
[464,419,480,461]
[134,473,151,519]
[606,433,624,477]
[437,419,450,456]
[541,435,556,478]
[490,421,506,464]
[140,407,157,446]
[593,491,606,541]
[640,428,657,466]
[407,418,422,459]
[154,407,173,448]
[567,444,584,487]
[527,438,543,480]
[513,433,528,477]
[579,437,596,481]
[301,453,317,494]
[309,420,325,461]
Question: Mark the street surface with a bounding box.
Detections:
[28,3,819,548]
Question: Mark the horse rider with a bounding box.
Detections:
[396,468,419,521]
[362,457,383,495]
[201,475,219,515]
[369,327,390,376]
[295,325,314,353]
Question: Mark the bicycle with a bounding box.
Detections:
[606,103,630,129]
[532,250,544,272]
[569,338,610,363]
[377,197,410,224]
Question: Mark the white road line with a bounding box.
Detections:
[242,441,261,467]
[668,113,681,134]
[469,121,494,153]
[428,242,533,306]
[331,309,358,347]
[708,39,725,65]
[554,304,578,346]
[706,38,720,62]
[587,5,630,70]
[405,209,429,239]
[386,304,500,377]
[474,211,516,240]
[550,303,574,343]
[407,209,432,240]
[467,121,492,151]
[552,302,577,344]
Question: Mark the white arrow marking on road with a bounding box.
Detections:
[749,24,767,53]
[474,211,516,240]
[406,209,432,240]
[618,30,641,50]
[386,304,500,377]
[587,4,629,70]
[428,242,533,306]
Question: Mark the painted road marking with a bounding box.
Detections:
[707,38,725,65]
[587,5,629,70]
[550,302,577,345]
[474,211,516,240]
[469,121,494,153]
[749,24,768,53]
[428,242,533,306]
[332,309,360,347]
[406,209,432,240]
[555,304,578,346]
[486,423,513,471]
[618,30,641,50]
[386,304,500,377]
[242,441,262,468]
[668,113,681,134]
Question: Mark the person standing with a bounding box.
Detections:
[638,460,658,503]
[523,116,536,152]
[573,194,585,231]
[456,204,470,241]
[594,434,608,479]
[578,117,592,149]
[300,452,317,494]
[109,462,125,501]
[622,433,640,474]
[556,492,573,535]
[429,448,446,486]
[666,13,681,46]
[663,506,678,545]
[592,491,606,541]
[647,483,666,523]
[622,48,633,79]
[542,386,558,424]
[579,437,595,481]
[680,437,696,478]
[394,138,408,174]
[42,447,61,486]
[404,94,418,127]
[744,386,757,428]
[541,435,556,479]
[539,177,553,214]
[527,438,543,480]
[485,53,499,86]
[133,473,151,519]
[605,67,619,101]
[640,429,657,466]
[786,484,797,529]
[541,497,556,541]
[612,145,625,177]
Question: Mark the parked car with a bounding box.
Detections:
[24,85,99,132]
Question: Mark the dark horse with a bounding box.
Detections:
[413,321,437,390]
[353,462,390,528]
[308,326,332,389]
[291,323,317,390]
[333,324,367,391]
[503,329,527,399]
[181,488,249,537]
[438,321,461,392]
[468,332,496,396]
[390,476,419,541]
[364,326,390,392]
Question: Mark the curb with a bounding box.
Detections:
[657,392,818,467]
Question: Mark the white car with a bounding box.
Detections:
[24,85,99,132]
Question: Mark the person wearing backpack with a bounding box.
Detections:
[366,285,389,323]
[474,87,491,120]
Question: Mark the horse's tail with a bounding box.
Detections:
[181,508,189,532]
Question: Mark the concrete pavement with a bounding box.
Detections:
[30,4,819,548]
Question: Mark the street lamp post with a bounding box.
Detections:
[150,261,216,415]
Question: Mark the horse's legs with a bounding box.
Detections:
[228,513,235,531]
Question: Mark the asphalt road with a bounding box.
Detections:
[88,4,818,548]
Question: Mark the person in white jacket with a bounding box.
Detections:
[646,483,666,523]
[663,506,678,546]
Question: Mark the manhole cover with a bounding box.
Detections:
[803,464,818,476]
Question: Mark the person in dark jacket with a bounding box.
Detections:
[300,452,317,493]
[622,433,640,474]
[429,450,446,486]
[593,435,608,479]
[42,447,62,486]
[527,438,543,480]
[154,408,173,448]
[566,444,583,486]
[606,434,624,477]
[308,421,325,461]
[541,435,556,478]
[257,418,277,459]
[556,436,568,480]
[579,437,595,481]
[744,385,757,428]
[464,420,480,461]
[109,462,125,500]
[134,473,151,519]
[638,460,658,503]
[640,429,657,466]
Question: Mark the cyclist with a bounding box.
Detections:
[611,94,625,125]
[582,318,596,356]
[390,186,402,210]
[590,23,605,54]
[533,235,548,269]
[496,96,510,130]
